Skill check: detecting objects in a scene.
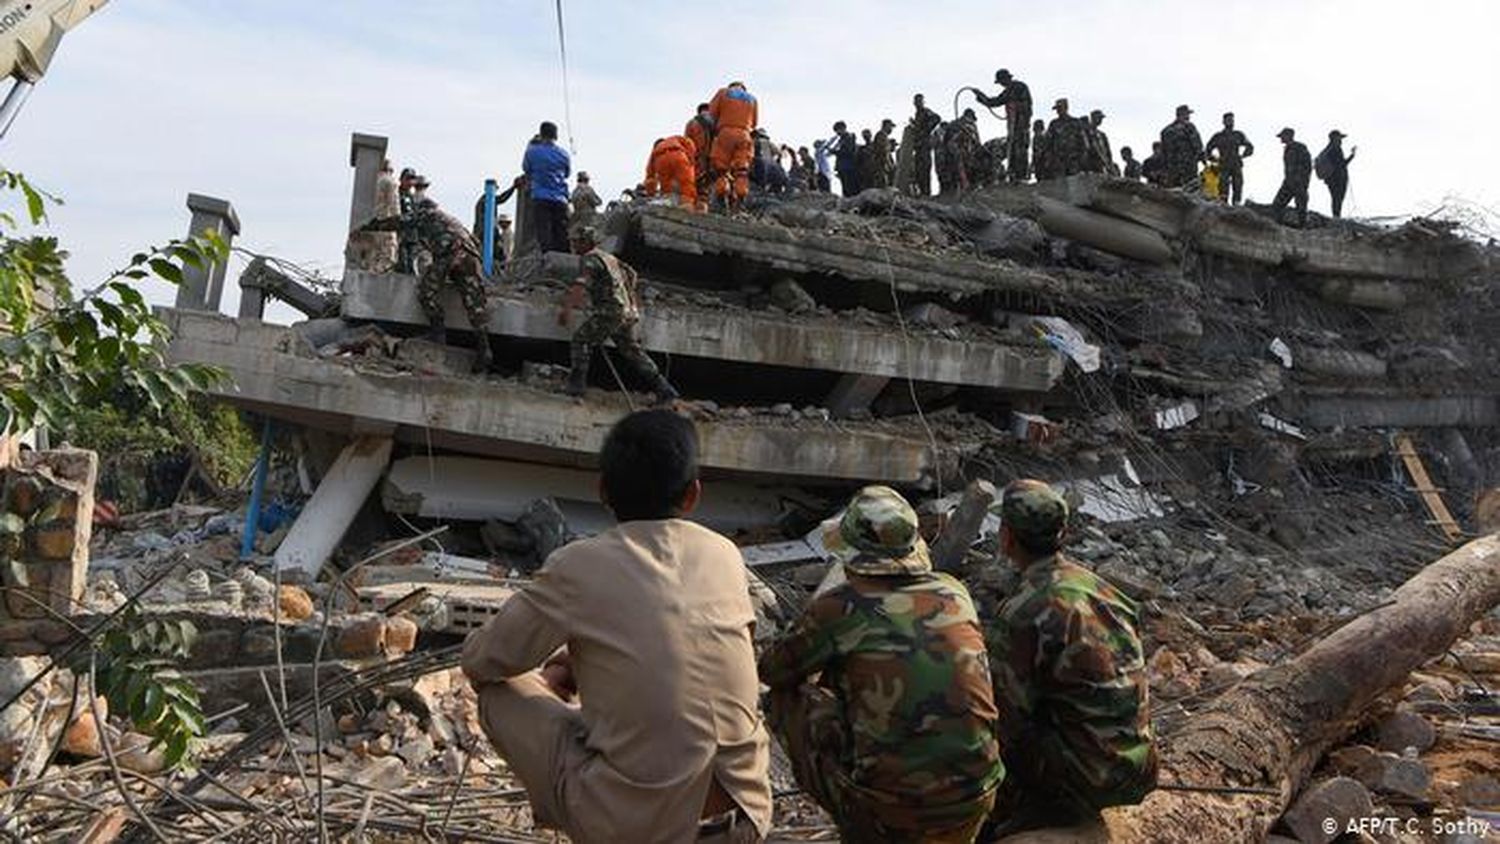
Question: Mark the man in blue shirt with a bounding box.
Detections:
[522,121,572,254]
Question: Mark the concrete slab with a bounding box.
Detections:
[340,270,1064,392]
[163,309,936,485]
[1045,175,1487,281]
[632,205,1139,304]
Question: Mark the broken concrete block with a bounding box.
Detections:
[278,585,314,621]
[384,616,418,656]
[1281,777,1374,844]
[767,277,816,314]
[395,338,477,376]
[1354,751,1430,800]
[517,498,569,570]
[274,436,394,580]
[335,616,387,659]
[1374,710,1436,754]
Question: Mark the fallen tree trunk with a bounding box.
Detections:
[1006,534,1500,843]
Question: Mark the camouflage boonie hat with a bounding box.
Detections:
[820,485,931,577]
[995,479,1069,544]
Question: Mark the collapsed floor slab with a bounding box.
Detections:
[340,270,1063,391]
[631,204,1148,306]
[163,309,936,484]
[1043,175,1488,281]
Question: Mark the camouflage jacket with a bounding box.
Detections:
[759,571,1004,808]
[1160,120,1205,168]
[1205,128,1253,170]
[986,554,1157,809]
[1047,116,1090,174]
[580,248,641,323]
[364,202,480,259]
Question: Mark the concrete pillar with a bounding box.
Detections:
[1035,195,1174,265]
[273,435,393,580]
[826,374,891,418]
[173,193,241,311]
[348,132,389,230]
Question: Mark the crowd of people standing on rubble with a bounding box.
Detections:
[624,71,1359,229]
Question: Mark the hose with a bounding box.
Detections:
[952,86,1007,122]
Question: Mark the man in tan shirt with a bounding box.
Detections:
[462,409,773,843]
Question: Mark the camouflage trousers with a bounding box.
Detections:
[418,250,490,335]
[767,684,995,844]
[569,314,669,393]
[1007,115,1031,182]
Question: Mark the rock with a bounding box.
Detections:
[903,303,964,329]
[767,277,816,314]
[1354,751,1430,800]
[395,734,435,769]
[1456,775,1500,808]
[115,732,166,774]
[336,616,387,659]
[350,755,407,790]
[1327,744,1378,774]
[1374,710,1436,755]
[770,403,795,417]
[517,498,570,570]
[384,616,419,656]
[60,698,107,758]
[441,747,467,776]
[1281,776,1374,844]
[278,585,314,621]
[428,711,456,748]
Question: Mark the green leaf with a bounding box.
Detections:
[139,683,166,728]
[147,258,183,285]
[19,180,45,225]
[108,281,147,311]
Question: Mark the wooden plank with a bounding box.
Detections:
[1394,433,1463,543]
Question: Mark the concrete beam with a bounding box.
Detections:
[632,205,1138,305]
[1293,391,1499,428]
[163,309,935,484]
[340,270,1064,391]
[381,455,789,533]
[274,435,393,578]
[174,193,240,312]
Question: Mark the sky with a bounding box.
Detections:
[5,0,1499,322]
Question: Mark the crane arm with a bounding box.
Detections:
[0,0,110,82]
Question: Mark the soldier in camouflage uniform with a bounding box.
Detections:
[359,197,493,372]
[982,480,1158,834]
[1045,98,1091,178]
[1031,118,1053,181]
[560,227,678,404]
[396,168,419,274]
[1159,104,1205,189]
[948,109,985,192]
[760,486,1004,844]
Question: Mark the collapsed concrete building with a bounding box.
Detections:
[3,130,1498,841]
[159,133,1499,584]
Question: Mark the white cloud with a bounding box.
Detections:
[6,0,1497,323]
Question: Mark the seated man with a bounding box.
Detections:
[461,410,772,843]
[985,479,1158,834]
[760,485,1004,843]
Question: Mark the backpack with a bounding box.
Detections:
[1314,147,1335,181]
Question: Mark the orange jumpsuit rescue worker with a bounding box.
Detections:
[685,103,715,211]
[643,135,699,210]
[708,81,758,209]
